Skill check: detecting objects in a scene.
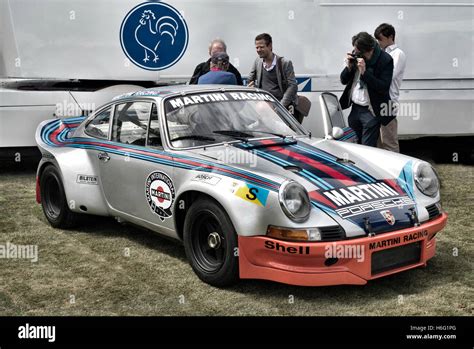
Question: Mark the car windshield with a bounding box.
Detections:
[164,91,303,148]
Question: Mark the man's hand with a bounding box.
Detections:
[345,53,355,69]
[357,58,366,75]
[248,80,255,87]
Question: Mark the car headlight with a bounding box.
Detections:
[279,180,311,222]
[414,162,439,197]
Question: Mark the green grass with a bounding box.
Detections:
[0,164,472,316]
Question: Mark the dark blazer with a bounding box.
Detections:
[189,59,243,85]
[247,54,298,108]
[339,51,394,125]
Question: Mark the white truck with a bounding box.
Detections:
[1,0,473,157]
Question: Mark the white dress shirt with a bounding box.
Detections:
[385,44,407,102]
[263,54,277,71]
[351,70,370,106]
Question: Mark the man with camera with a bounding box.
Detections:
[339,32,394,147]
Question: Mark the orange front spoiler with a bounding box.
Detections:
[238,213,448,286]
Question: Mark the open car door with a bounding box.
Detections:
[319,92,358,143]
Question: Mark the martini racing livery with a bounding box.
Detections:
[35,85,447,287]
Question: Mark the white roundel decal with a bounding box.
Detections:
[145,171,175,220]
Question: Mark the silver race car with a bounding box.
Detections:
[35,86,447,287]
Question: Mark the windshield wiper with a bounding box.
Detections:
[237,130,287,139]
[213,130,252,142]
[215,129,288,139]
[170,135,215,142]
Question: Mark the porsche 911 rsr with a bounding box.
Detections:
[35,85,447,287]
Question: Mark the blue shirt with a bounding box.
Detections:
[197,70,237,85]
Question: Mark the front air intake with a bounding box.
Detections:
[320,226,346,241]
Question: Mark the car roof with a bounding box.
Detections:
[112,84,267,102]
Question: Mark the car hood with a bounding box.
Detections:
[185,137,418,234]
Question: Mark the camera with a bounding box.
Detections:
[348,52,363,60]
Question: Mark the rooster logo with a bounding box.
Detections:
[135,10,179,63]
[120,2,188,71]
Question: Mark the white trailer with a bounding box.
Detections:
[1,0,473,151]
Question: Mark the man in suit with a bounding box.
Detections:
[247,33,297,111]
[340,32,394,147]
[189,38,243,85]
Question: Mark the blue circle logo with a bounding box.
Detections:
[120,2,188,71]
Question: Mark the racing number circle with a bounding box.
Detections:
[146,171,175,219]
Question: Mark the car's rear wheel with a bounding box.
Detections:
[40,165,79,228]
[183,197,239,287]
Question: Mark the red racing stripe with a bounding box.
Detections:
[308,190,337,209]
[259,139,357,186]
[48,122,80,144]
[74,140,279,189]
[49,123,66,145]
[383,179,405,195]
[45,121,279,190]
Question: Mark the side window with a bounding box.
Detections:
[147,103,162,148]
[112,102,151,146]
[85,106,112,139]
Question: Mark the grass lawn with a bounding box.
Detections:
[0,163,472,316]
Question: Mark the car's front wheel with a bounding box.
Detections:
[183,197,239,287]
[40,165,79,228]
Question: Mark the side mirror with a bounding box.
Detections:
[332,126,344,140]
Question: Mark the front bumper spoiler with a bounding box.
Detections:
[238,212,448,286]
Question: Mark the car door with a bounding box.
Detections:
[95,100,176,233]
[319,92,358,143]
[89,101,165,223]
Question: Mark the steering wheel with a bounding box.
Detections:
[91,126,107,138]
[130,138,146,146]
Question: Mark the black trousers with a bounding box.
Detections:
[348,104,381,147]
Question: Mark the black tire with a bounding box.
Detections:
[183,197,239,287]
[40,165,79,228]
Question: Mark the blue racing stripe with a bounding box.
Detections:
[292,143,375,183]
[237,142,334,190]
[40,119,280,192]
[292,142,376,183]
[249,148,334,190]
[66,142,279,192]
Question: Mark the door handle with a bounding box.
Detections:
[98,152,110,162]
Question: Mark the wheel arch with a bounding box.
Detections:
[174,190,232,241]
[37,158,60,180]
[37,153,109,216]
[36,158,61,203]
